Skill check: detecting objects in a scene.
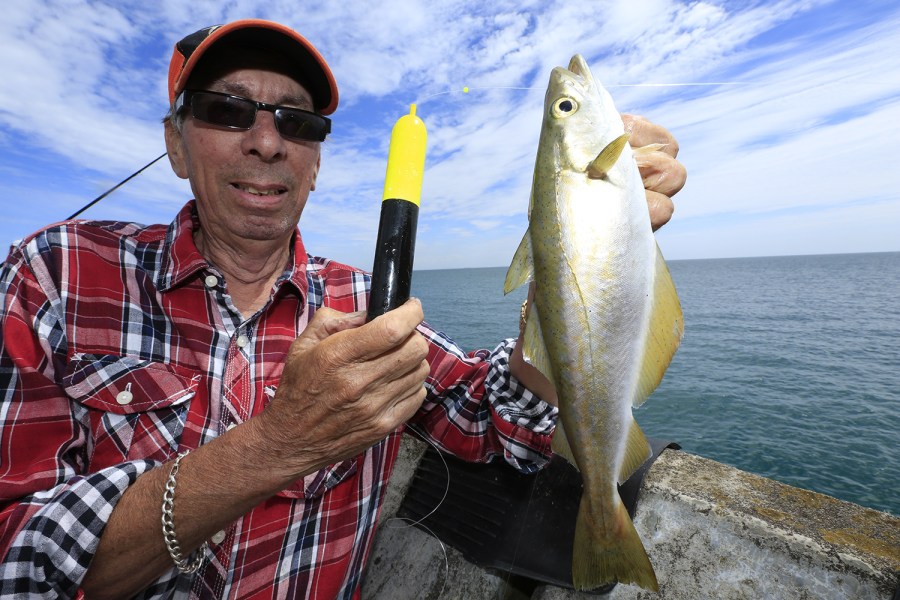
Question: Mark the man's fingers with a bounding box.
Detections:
[635,150,686,198]
[385,386,428,427]
[336,298,425,362]
[621,113,685,233]
[300,307,367,343]
[378,361,430,427]
[622,113,679,158]
[646,190,675,231]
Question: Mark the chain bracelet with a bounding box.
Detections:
[161,451,209,574]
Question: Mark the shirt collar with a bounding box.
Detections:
[156,200,310,301]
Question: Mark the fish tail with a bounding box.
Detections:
[571,496,659,592]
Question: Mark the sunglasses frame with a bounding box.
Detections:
[175,89,332,142]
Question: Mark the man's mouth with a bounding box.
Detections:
[232,183,287,196]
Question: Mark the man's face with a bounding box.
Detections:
[165,47,322,248]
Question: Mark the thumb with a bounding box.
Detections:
[298,307,367,346]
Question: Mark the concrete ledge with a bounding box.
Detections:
[363,438,900,599]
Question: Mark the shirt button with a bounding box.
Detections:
[236,335,250,348]
[204,275,219,288]
[116,390,133,405]
[211,530,226,545]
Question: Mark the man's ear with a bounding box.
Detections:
[164,120,189,180]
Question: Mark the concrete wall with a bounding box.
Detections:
[362,437,900,599]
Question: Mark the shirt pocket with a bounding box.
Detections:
[63,353,201,468]
[277,459,359,500]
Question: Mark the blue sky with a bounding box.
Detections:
[1,0,898,270]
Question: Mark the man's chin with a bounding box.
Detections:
[231,215,298,243]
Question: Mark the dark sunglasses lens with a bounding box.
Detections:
[191,94,255,129]
[275,109,328,141]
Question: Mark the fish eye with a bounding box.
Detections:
[552,97,578,117]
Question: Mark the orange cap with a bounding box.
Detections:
[167,19,339,115]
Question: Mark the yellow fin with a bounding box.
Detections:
[551,420,578,469]
[633,243,684,407]
[618,419,651,485]
[632,142,667,158]
[571,496,658,591]
[521,301,555,388]
[586,133,631,179]
[503,232,533,294]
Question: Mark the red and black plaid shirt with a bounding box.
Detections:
[0,201,555,599]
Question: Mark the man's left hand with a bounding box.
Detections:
[622,113,686,230]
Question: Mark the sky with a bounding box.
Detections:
[1,0,898,270]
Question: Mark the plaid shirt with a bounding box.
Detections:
[0,201,555,599]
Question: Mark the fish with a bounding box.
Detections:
[504,54,683,592]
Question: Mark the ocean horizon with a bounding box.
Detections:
[410,251,900,516]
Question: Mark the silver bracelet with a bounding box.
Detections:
[161,451,209,574]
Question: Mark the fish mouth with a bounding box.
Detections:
[548,54,593,99]
[566,55,591,80]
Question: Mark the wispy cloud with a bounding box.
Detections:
[1,0,897,265]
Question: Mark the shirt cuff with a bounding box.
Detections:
[0,460,159,598]
[485,337,558,434]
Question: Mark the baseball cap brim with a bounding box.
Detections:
[168,19,338,115]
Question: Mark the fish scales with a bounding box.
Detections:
[505,55,683,592]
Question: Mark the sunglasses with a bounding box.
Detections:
[175,89,331,142]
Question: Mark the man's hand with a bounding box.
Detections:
[622,113,686,230]
[255,298,430,479]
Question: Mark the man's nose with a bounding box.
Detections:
[241,109,286,161]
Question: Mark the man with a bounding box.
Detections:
[0,19,685,600]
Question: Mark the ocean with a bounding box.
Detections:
[410,252,900,516]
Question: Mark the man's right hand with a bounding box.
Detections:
[252,298,430,481]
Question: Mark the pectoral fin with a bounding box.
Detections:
[633,243,684,407]
[504,232,533,294]
[632,142,667,157]
[551,421,577,468]
[520,301,555,389]
[632,142,667,166]
[587,133,631,179]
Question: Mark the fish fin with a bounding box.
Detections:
[587,133,631,179]
[633,243,684,407]
[571,496,659,591]
[618,419,652,485]
[551,421,578,469]
[521,302,556,388]
[632,142,667,157]
[503,232,533,294]
[632,143,667,166]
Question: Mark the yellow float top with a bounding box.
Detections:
[382,104,427,206]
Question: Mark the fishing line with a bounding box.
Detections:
[381,425,451,596]
[386,516,450,597]
[66,152,168,220]
[385,426,451,528]
[64,80,739,221]
[65,79,746,219]
[608,81,750,87]
[414,81,750,104]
